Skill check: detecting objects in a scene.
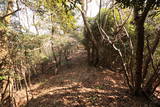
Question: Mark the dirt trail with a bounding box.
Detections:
[15,48,155,107]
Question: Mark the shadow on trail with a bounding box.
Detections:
[26,87,129,107]
[21,48,156,107]
[26,65,132,107]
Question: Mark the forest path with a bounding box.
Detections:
[15,47,151,107]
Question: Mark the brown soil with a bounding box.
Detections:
[15,48,159,107]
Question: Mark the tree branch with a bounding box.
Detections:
[97,24,133,90]
[0,9,21,20]
[143,30,160,79]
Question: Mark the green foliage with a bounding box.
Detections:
[34,0,77,33]
[0,75,6,80]
[144,12,160,72]
[84,8,134,67]
[0,21,6,29]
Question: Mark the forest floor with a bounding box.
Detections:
[15,47,159,107]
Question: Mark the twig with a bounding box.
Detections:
[146,35,160,79]
[117,8,134,86]
[0,9,21,20]
[98,24,132,89]
[144,35,160,94]
[143,30,160,79]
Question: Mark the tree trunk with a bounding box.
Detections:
[134,16,145,96]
